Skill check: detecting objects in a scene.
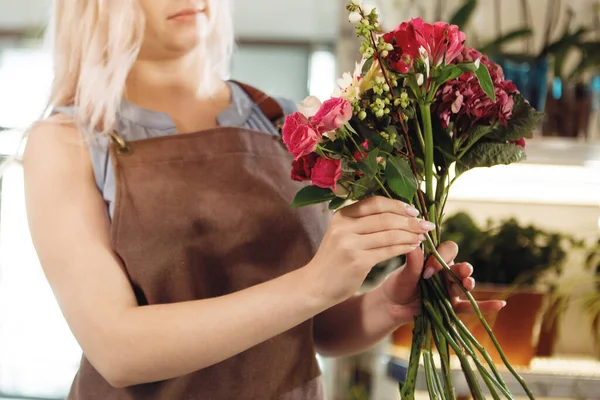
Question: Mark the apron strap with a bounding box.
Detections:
[229,81,286,130]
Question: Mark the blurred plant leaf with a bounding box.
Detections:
[449,0,478,29]
[479,29,533,55]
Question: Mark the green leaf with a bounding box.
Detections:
[457,124,494,154]
[487,94,542,141]
[291,185,336,208]
[329,196,347,210]
[436,62,481,85]
[475,63,496,102]
[456,142,526,175]
[351,176,379,199]
[385,155,418,201]
[449,0,477,29]
[457,62,480,73]
[357,149,380,177]
[362,57,374,76]
[436,65,464,85]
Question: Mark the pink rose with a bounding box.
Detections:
[311,157,342,191]
[282,112,321,160]
[312,98,353,132]
[291,153,318,182]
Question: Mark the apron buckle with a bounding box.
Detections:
[110,131,133,156]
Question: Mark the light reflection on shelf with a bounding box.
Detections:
[448,163,600,206]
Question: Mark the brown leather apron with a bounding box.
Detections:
[67,84,330,400]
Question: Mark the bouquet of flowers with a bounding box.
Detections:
[282,1,542,399]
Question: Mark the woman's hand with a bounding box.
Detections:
[306,196,436,306]
[378,241,506,325]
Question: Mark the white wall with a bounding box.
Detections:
[232,0,339,41]
[0,0,51,29]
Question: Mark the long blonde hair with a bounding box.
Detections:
[46,0,234,136]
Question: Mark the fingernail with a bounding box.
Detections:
[423,266,435,279]
[500,301,507,308]
[419,220,436,231]
[406,204,420,217]
[418,234,426,241]
[469,277,476,290]
[466,263,474,275]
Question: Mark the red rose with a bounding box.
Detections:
[312,98,353,132]
[311,157,342,191]
[291,153,318,182]
[282,112,321,160]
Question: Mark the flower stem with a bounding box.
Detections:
[424,281,455,399]
[419,103,435,204]
[414,118,426,151]
[429,277,511,395]
[429,279,510,399]
[424,301,486,400]
[424,233,536,399]
[374,176,393,198]
[423,319,443,400]
[401,315,426,400]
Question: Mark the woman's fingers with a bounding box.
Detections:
[423,241,458,279]
[352,212,434,235]
[453,299,507,314]
[361,230,424,250]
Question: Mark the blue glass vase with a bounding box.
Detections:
[492,55,549,112]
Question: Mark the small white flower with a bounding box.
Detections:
[322,130,338,141]
[348,11,362,24]
[333,68,362,102]
[334,183,350,198]
[297,96,322,118]
[362,4,375,15]
[474,57,481,69]
[419,46,430,77]
[352,0,363,5]
[416,73,424,86]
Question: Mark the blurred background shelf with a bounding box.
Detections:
[524,136,600,167]
[387,355,600,399]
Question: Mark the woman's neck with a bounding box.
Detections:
[123,53,231,133]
